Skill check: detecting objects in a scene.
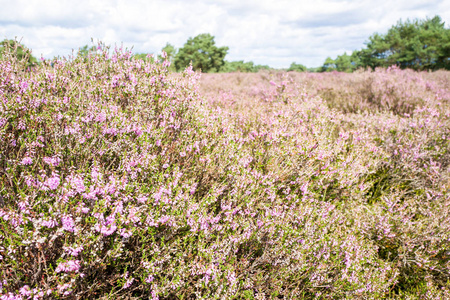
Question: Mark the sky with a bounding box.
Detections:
[0,0,449,68]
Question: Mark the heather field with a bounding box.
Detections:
[0,49,449,299]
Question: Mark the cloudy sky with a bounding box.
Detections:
[1,0,449,68]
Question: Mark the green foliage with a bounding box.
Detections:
[133,53,153,62]
[287,62,307,72]
[158,43,176,62]
[321,56,337,72]
[321,52,361,72]
[174,33,229,72]
[220,60,270,73]
[158,43,176,71]
[321,15,449,72]
[360,15,450,70]
[0,39,38,69]
[77,45,97,57]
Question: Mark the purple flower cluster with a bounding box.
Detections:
[0,44,448,299]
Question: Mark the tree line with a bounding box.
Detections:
[1,15,448,73]
[320,15,449,72]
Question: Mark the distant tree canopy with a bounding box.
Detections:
[0,39,38,68]
[220,60,271,73]
[360,16,449,70]
[321,15,450,72]
[77,45,97,57]
[287,62,307,72]
[133,53,152,61]
[158,43,176,62]
[174,33,229,73]
[320,52,361,72]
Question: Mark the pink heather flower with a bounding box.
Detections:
[17,120,26,130]
[184,64,194,75]
[0,293,23,300]
[19,80,29,93]
[137,196,148,203]
[46,72,55,82]
[63,245,84,257]
[123,278,134,289]
[95,111,107,122]
[179,151,186,157]
[145,275,154,283]
[257,220,264,228]
[44,175,60,190]
[91,166,102,182]
[55,260,81,273]
[227,272,238,286]
[43,156,61,167]
[61,215,76,232]
[129,73,137,86]
[119,229,133,238]
[102,127,118,135]
[19,285,31,297]
[21,157,33,165]
[127,207,140,224]
[17,201,28,211]
[162,163,169,169]
[42,218,58,228]
[71,176,85,193]
[150,290,159,300]
[57,283,71,294]
[95,222,117,236]
[133,126,143,136]
[159,215,170,225]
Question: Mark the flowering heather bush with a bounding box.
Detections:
[0,45,449,300]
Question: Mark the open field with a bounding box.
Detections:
[0,50,449,299]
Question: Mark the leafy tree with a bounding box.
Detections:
[221,60,255,72]
[133,53,153,61]
[306,67,321,72]
[321,57,337,72]
[174,33,228,72]
[254,64,271,72]
[158,43,176,71]
[334,52,362,72]
[287,62,307,72]
[220,60,270,73]
[359,16,449,70]
[77,45,97,57]
[0,39,38,68]
[158,43,176,62]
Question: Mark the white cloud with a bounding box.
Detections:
[0,0,448,68]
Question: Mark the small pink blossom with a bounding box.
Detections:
[42,218,58,228]
[44,175,60,190]
[61,215,76,232]
[63,245,84,257]
[19,285,31,297]
[21,157,33,165]
[123,277,134,289]
[70,176,85,193]
[55,260,81,273]
[43,156,61,167]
